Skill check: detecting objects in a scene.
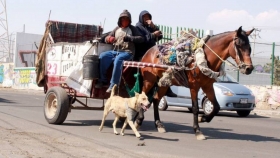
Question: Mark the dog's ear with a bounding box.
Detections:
[141,91,146,95]
[134,92,139,97]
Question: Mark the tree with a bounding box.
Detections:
[273,56,280,86]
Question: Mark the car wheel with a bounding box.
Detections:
[158,97,168,111]
[188,108,193,113]
[236,110,251,117]
[203,98,214,115]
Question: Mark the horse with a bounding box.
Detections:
[135,26,255,140]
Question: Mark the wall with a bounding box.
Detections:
[0,32,44,90]
[0,63,42,90]
[14,32,43,67]
[13,67,43,90]
[245,85,280,110]
[0,63,14,87]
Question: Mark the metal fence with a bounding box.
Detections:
[225,57,272,85]
[157,25,204,44]
[225,42,280,85]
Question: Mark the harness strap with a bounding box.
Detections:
[125,101,138,121]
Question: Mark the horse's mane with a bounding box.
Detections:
[209,31,232,40]
[210,30,249,44]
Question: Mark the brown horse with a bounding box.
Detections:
[135,26,254,140]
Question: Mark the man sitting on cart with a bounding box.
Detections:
[95,9,145,93]
[135,10,177,97]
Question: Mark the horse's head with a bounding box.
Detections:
[229,26,254,75]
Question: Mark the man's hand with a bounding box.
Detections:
[106,36,115,44]
[146,20,155,28]
[123,36,132,42]
[153,30,162,37]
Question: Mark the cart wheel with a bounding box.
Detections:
[44,86,70,124]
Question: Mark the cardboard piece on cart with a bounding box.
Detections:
[66,62,92,97]
[65,42,94,97]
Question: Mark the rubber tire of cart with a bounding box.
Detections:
[44,86,70,124]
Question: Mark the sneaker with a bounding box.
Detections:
[106,87,112,93]
[106,84,117,93]
[95,81,107,88]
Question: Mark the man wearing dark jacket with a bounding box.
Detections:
[134,10,162,61]
[135,10,176,97]
[95,10,144,93]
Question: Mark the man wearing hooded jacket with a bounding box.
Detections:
[95,10,144,93]
[135,10,177,97]
[134,10,163,61]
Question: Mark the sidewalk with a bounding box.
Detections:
[0,87,44,95]
[252,109,280,118]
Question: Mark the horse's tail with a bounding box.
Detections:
[110,84,117,97]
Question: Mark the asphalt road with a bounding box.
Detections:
[0,89,280,158]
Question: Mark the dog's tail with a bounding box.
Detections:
[110,84,117,97]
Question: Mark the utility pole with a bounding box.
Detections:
[250,28,261,57]
[0,0,10,62]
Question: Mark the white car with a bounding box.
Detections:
[158,74,256,117]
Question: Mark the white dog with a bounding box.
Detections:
[99,84,150,138]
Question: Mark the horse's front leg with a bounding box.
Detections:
[199,86,220,123]
[190,89,206,140]
[153,98,165,133]
[134,72,157,129]
[153,87,168,133]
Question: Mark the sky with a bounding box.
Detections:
[5,0,280,55]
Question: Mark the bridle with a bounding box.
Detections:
[232,36,253,70]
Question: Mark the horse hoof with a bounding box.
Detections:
[114,132,119,135]
[198,116,204,123]
[158,127,166,133]
[196,133,206,140]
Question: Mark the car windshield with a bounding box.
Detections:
[216,74,238,83]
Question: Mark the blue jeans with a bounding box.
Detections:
[99,50,133,88]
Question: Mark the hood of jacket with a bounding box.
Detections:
[138,10,152,25]
[118,9,132,27]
